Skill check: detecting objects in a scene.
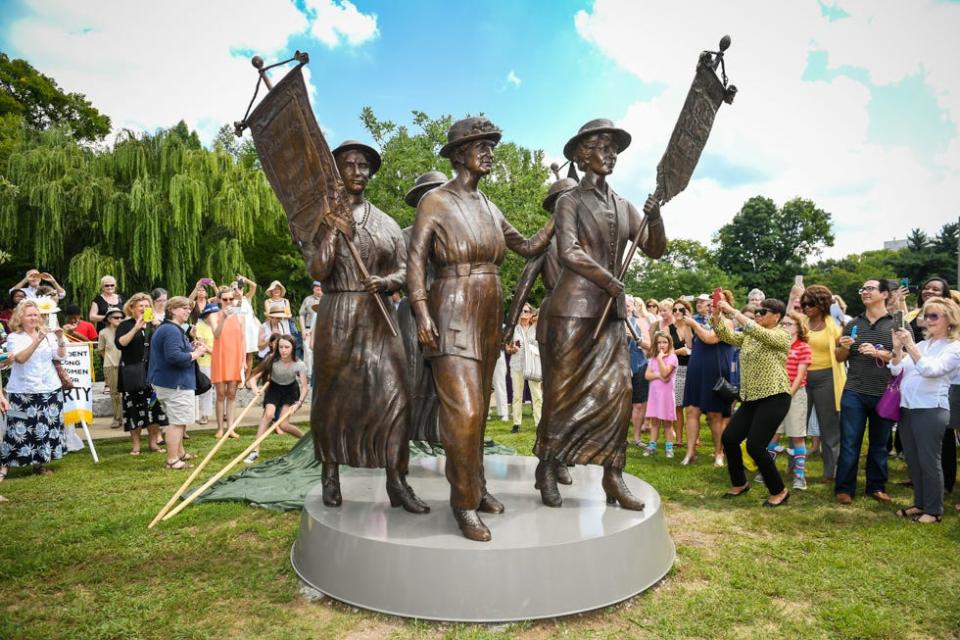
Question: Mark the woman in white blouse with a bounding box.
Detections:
[890,296,960,523]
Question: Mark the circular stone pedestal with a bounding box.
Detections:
[291,455,674,622]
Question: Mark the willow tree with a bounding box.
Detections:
[0,123,286,305]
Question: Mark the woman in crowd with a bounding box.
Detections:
[776,311,813,490]
[644,332,678,457]
[653,300,693,456]
[713,298,792,507]
[1,289,26,332]
[97,307,125,428]
[194,303,218,425]
[209,286,245,439]
[147,297,207,470]
[148,288,168,330]
[263,280,293,318]
[188,279,215,325]
[232,275,259,379]
[505,303,542,434]
[681,292,735,467]
[115,293,167,455]
[243,335,307,464]
[0,300,66,480]
[89,275,124,331]
[258,300,295,359]
[791,283,846,482]
[644,299,660,325]
[890,297,960,523]
[627,296,651,447]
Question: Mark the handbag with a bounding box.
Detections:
[876,371,903,421]
[194,361,212,396]
[53,360,75,391]
[712,343,739,403]
[119,361,148,393]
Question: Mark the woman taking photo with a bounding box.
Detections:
[243,335,307,464]
[147,297,207,470]
[115,293,167,455]
[0,300,67,479]
[712,298,792,507]
[209,286,245,439]
[89,275,124,331]
[890,297,960,523]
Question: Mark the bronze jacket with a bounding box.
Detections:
[548,175,666,320]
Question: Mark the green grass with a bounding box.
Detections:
[1,412,958,640]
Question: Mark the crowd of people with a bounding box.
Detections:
[1,265,959,523]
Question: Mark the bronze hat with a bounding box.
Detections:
[562,118,632,161]
[541,177,578,212]
[439,117,502,158]
[332,139,382,175]
[404,170,448,207]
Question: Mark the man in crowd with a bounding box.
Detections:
[298,281,322,380]
[834,278,896,505]
[63,305,98,342]
[9,269,66,300]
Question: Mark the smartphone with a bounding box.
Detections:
[850,325,858,340]
[236,277,244,290]
[711,287,723,306]
[795,275,804,286]
[143,307,154,322]
[201,277,213,286]
[899,277,909,287]
[892,310,905,330]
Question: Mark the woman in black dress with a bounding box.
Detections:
[115,292,167,455]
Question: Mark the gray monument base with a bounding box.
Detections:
[291,455,675,622]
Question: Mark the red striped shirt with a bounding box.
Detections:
[786,340,812,386]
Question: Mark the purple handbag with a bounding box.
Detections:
[876,371,903,421]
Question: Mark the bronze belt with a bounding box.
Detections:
[435,263,499,279]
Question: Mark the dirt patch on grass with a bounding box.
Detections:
[772,596,811,617]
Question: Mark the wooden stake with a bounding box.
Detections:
[147,383,269,529]
[161,403,299,523]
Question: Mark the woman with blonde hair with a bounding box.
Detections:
[209,286,245,439]
[0,300,67,480]
[89,275,124,331]
[115,293,167,455]
[890,297,960,523]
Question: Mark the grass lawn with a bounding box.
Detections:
[1,412,958,640]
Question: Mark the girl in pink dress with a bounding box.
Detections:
[644,332,679,458]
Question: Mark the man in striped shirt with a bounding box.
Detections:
[834,279,896,504]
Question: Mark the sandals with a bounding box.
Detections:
[914,514,942,524]
[895,506,923,519]
[130,450,141,456]
[180,453,196,462]
[165,459,192,470]
[722,484,751,499]
[148,447,166,454]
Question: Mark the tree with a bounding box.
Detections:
[805,249,900,315]
[714,195,834,298]
[0,53,110,142]
[626,238,744,302]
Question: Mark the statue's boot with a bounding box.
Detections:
[386,468,430,514]
[452,508,491,542]
[321,462,342,507]
[601,465,645,511]
[556,462,573,485]
[537,458,562,508]
[478,491,504,514]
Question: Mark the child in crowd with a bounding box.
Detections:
[768,311,813,489]
[242,334,307,464]
[96,307,124,428]
[644,331,679,458]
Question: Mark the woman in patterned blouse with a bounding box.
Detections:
[712,298,793,506]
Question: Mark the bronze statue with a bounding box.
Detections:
[504,177,578,488]
[534,119,666,508]
[398,171,447,444]
[307,140,428,514]
[408,117,554,541]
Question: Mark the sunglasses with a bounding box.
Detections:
[923,313,941,321]
[103,284,116,288]
[755,309,771,317]
[800,301,816,308]
[220,296,235,302]
[858,286,879,294]
[672,307,686,314]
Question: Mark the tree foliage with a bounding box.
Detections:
[627,238,744,303]
[714,195,834,298]
[0,53,110,142]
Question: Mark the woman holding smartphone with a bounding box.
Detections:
[209,286,245,439]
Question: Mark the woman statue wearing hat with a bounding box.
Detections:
[534,118,666,508]
[305,139,428,514]
[407,117,555,541]
[398,171,447,445]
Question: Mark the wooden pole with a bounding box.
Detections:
[161,403,299,523]
[147,383,269,529]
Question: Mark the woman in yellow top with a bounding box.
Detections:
[790,284,846,482]
[193,303,217,425]
[712,298,793,507]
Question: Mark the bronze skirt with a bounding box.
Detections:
[534,316,631,470]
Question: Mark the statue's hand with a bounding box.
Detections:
[363,275,386,294]
[642,195,660,217]
[605,277,625,299]
[416,314,440,350]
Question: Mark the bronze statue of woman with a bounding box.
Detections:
[308,140,428,514]
[407,117,554,541]
[534,119,666,508]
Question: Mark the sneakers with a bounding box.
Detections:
[643,443,656,457]
[792,476,808,491]
[243,451,259,464]
[511,425,520,434]
[665,443,674,459]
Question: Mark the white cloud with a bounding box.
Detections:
[573,0,960,261]
[5,0,376,144]
[305,0,378,47]
[506,69,521,87]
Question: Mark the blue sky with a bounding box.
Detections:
[2,0,958,259]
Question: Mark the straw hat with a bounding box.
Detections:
[541,177,578,212]
[265,280,286,297]
[439,117,502,158]
[266,300,291,319]
[404,170,448,207]
[562,118,631,161]
[104,307,124,320]
[332,140,382,176]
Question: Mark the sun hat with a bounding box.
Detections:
[562,118,631,162]
[266,300,292,319]
[104,307,124,320]
[199,303,220,319]
[265,280,286,297]
[332,140,382,176]
[439,117,502,159]
[404,170,448,207]
[542,177,578,212]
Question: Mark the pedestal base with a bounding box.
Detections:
[291,455,674,622]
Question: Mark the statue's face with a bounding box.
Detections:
[582,133,618,176]
[337,150,370,195]
[463,139,496,176]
